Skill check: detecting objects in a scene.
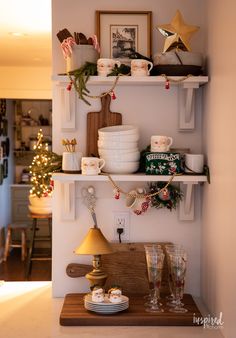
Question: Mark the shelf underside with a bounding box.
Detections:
[52,172,207,183]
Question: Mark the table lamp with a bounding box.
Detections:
[74,225,114,288]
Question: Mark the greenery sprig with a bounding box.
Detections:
[148,182,183,211]
[68,62,97,105]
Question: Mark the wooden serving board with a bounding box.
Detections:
[60,293,203,326]
[66,242,170,295]
[86,94,122,156]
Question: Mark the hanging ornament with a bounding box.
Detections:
[157,10,199,52]
[110,90,116,100]
[113,188,120,200]
[67,81,73,91]
[160,188,170,201]
[165,79,170,89]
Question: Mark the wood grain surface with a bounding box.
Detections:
[60,293,203,326]
[86,94,122,156]
[66,242,171,295]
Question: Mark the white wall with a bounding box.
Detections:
[51,0,206,297]
[52,0,206,75]
[0,100,14,259]
[202,1,236,337]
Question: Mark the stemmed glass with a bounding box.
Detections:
[144,245,165,312]
[164,244,185,305]
[168,252,188,313]
[144,245,162,305]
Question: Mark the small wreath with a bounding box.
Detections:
[148,182,183,211]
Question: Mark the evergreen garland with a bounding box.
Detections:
[68,62,97,105]
[29,129,62,198]
[148,182,183,211]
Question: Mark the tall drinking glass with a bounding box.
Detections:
[144,245,163,306]
[169,253,188,313]
[145,248,165,312]
[165,245,186,306]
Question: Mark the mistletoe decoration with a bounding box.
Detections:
[148,182,183,211]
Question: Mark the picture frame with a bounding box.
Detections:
[5,137,10,157]
[0,99,6,116]
[0,164,3,185]
[96,11,152,64]
[0,116,2,136]
[1,141,6,157]
[3,158,8,179]
[2,118,8,136]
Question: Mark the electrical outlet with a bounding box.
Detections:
[113,211,130,241]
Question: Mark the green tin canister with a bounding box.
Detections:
[145,152,181,175]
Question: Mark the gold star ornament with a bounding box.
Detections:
[157,10,199,52]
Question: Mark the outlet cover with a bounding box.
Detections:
[113,211,130,242]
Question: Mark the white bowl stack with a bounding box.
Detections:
[98,125,140,174]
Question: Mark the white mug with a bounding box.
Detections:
[62,152,82,172]
[151,135,173,152]
[81,157,105,175]
[184,153,204,173]
[131,59,153,76]
[97,58,121,76]
[126,188,150,215]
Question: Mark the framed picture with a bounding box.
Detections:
[5,137,10,157]
[2,118,8,136]
[0,116,2,136]
[0,164,3,185]
[3,159,8,179]
[1,141,6,157]
[0,99,6,116]
[96,11,152,64]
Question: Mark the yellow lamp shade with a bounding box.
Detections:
[74,227,113,255]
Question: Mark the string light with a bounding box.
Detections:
[29,129,61,198]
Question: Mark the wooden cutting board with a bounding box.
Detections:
[66,242,170,295]
[86,94,122,156]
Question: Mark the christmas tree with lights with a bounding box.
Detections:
[29,129,62,198]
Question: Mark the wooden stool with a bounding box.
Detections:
[25,212,52,279]
[3,223,28,261]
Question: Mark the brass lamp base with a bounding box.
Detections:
[85,270,108,288]
[85,254,108,288]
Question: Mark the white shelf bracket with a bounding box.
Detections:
[60,181,75,220]
[179,182,198,221]
[179,83,199,130]
[59,85,76,131]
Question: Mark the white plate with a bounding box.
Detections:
[85,302,128,309]
[85,305,128,312]
[84,294,129,306]
[84,303,129,314]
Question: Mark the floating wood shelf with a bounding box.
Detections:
[52,173,207,221]
[53,75,208,131]
[60,293,202,326]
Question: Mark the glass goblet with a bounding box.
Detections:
[145,249,165,313]
[165,247,187,306]
[169,253,188,313]
[144,245,163,306]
